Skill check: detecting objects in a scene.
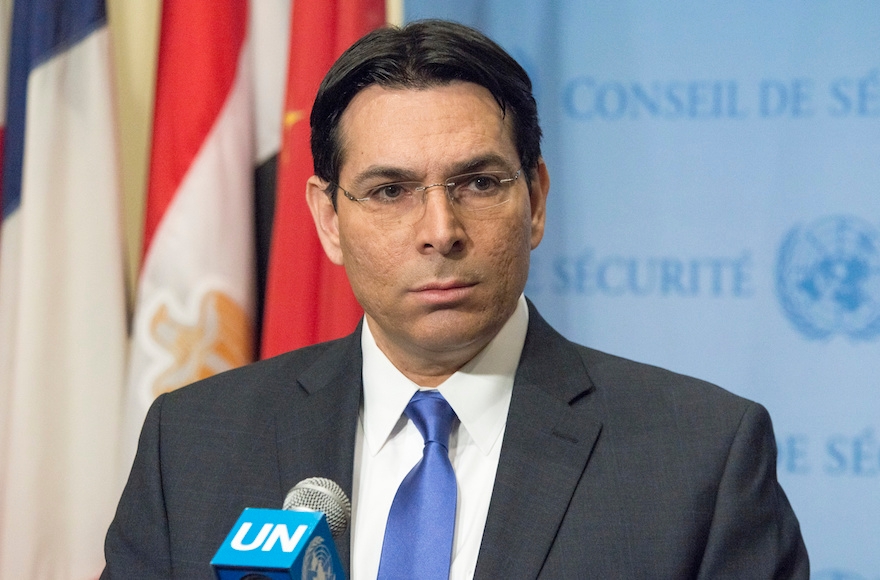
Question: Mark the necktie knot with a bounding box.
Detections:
[405,390,456,449]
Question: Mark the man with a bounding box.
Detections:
[103,20,809,579]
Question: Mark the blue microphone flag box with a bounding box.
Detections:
[212,507,346,580]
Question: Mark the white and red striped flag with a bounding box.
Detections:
[0,0,127,575]
[123,2,258,460]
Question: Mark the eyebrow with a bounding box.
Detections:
[450,153,516,176]
[350,166,419,187]
[349,153,517,188]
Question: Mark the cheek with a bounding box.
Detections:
[339,226,405,293]
[481,213,533,288]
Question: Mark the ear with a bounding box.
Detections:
[528,158,550,249]
[305,176,344,265]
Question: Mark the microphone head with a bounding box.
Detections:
[283,477,351,538]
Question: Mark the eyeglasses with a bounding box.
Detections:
[334,168,523,223]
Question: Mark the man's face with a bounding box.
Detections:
[308,82,549,377]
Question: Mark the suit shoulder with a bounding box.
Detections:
[572,343,760,423]
[523,302,758,419]
[156,335,354,422]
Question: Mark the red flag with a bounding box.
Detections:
[261,0,385,357]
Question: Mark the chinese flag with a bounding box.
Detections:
[261,0,385,357]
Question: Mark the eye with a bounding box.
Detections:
[474,175,499,190]
[458,173,503,196]
[366,183,410,203]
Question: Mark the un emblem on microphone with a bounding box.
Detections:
[776,216,880,340]
[302,535,337,580]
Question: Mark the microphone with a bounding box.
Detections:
[212,477,352,580]
[283,477,351,538]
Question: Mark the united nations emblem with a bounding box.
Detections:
[302,535,337,580]
[776,216,880,340]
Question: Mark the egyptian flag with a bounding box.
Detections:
[0,0,127,575]
[261,0,386,358]
[123,2,258,460]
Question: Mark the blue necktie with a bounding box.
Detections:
[377,390,458,580]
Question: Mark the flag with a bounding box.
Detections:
[261,0,386,358]
[251,0,292,339]
[0,0,127,575]
[123,1,257,462]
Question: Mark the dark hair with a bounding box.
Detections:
[310,19,542,203]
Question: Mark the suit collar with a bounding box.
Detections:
[475,302,603,579]
[514,300,596,403]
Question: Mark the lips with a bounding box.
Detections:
[411,280,477,304]
[413,279,474,292]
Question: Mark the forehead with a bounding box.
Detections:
[336,82,519,178]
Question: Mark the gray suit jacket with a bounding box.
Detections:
[102,303,808,578]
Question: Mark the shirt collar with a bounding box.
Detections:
[361,295,529,457]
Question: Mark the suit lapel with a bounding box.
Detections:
[274,327,363,573]
[475,305,603,579]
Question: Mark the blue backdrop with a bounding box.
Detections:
[405,2,880,577]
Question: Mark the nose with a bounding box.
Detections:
[414,186,466,255]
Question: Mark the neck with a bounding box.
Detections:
[366,321,497,388]
[376,338,490,388]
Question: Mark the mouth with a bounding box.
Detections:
[411,280,477,304]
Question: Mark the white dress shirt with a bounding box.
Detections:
[350,295,529,580]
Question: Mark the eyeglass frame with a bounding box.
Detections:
[330,167,525,218]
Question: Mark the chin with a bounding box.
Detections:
[416,318,500,352]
